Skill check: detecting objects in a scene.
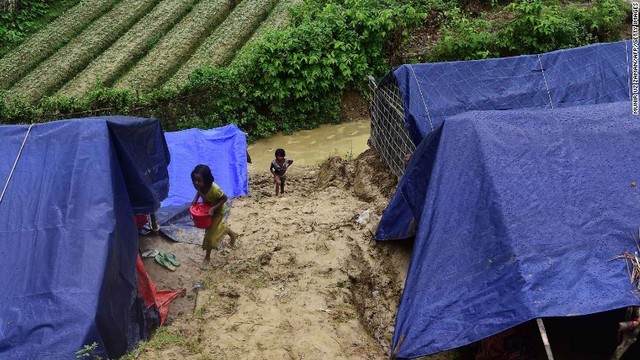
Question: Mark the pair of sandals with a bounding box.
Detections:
[141,249,180,271]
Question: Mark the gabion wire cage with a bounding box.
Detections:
[368,75,415,180]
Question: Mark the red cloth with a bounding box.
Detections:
[135,254,185,324]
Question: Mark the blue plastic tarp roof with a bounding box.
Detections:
[0,116,170,359]
[161,124,248,208]
[389,102,640,358]
[389,40,631,146]
[377,40,633,241]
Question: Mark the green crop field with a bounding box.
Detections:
[166,0,279,87]
[0,0,295,103]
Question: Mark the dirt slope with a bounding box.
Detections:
[134,149,424,359]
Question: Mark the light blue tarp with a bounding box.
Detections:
[157,124,248,244]
[390,102,640,358]
[377,40,633,241]
[161,124,248,207]
[0,116,170,359]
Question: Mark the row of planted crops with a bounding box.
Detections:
[0,0,296,103]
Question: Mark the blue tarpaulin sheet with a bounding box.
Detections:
[389,102,640,358]
[157,124,248,244]
[0,116,170,359]
[161,124,248,208]
[377,40,633,241]
[391,40,631,146]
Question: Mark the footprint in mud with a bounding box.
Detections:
[259,251,273,265]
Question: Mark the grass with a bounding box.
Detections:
[120,326,201,359]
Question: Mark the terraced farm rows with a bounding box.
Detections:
[58,0,199,98]
[8,0,162,103]
[166,0,279,87]
[0,0,120,90]
[0,0,296,103]
[114,0,234,91]
[231,0,302,68]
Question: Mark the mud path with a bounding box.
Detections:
[134,149,417,359]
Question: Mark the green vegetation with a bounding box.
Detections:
[167,0,279,87]
[114,0,232,91]
[118,326,202,359]
[74,342,100,359]
[429,0,628,61]
[0,0,81,56]
[0,0,629,143]
[57,0,199,98]
[6,0,161,102]
[0,0,119,89]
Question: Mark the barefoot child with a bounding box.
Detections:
[191,164,239,268]
[270,148,294,196]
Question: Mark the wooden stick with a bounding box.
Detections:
[611,307,640,360]
[537,318,555,360]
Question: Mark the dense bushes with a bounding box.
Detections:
[0,0,48,44]
[429,0,627,61]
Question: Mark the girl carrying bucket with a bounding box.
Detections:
[191,164,239,268]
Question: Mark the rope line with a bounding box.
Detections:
[625,40,631,100]
[408,64,434,132]
[537,54,554,109]
[0,124,33,204]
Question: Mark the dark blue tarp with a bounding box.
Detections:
[378,40,633,241]
[390,102,640,358]
[390,40,631,146]
[0,116,170,359]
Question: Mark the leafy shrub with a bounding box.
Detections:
[498,0,591,54]
[427,0,627,61]
[428,7,497,61]
[0,0,48,45]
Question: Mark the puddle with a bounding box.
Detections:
[247,120,371,172]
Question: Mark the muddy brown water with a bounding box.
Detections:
[247,120,371,172]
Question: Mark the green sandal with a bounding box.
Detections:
[162,252,180,267]
[155,253,176,271]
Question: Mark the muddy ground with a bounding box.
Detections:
[132,149,442,359]
[129,147,638,360]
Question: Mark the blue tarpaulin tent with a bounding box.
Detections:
[0,116,170,359]
[378,40,633,241]
[373,41,640,359]
[390,102,640,358]
[390,40,631,147]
